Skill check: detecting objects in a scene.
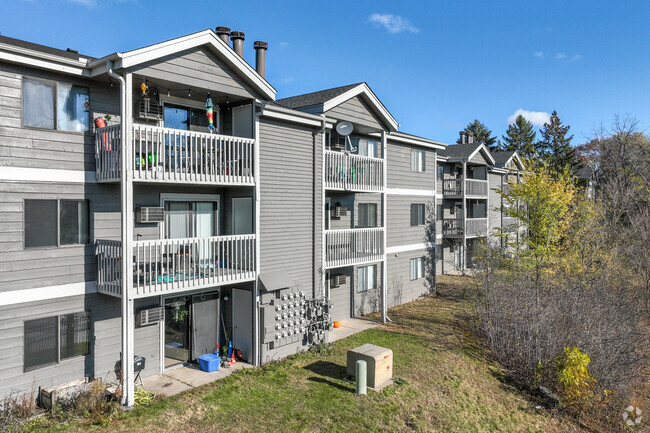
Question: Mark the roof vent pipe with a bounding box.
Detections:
[467,132,474,144]
[459,131,467,144]
[253,41,268,78]
[230,31,245,58]
[216,26,231,44]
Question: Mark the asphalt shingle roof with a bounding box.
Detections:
[276,83,363,109]
[0,35,91,61]
[438,143,483,159]
[491,151,516,166]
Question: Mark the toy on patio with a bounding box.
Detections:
[206,93,215,132]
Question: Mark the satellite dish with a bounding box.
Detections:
[335,121,353,136]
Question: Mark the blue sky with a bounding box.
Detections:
[3,0,648,144]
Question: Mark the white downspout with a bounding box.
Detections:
[107,60,135,407]
[253,103,261,366]
[381,131,389,323]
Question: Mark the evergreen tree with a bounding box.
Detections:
[502,114,536,159]
[536,111,579,172]
[458,119,498,151]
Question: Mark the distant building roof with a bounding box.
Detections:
[575,166,594,179]
[491,151,516,166]
[0,35,91,61]
[276,83,363,109]
[439,143,483,159]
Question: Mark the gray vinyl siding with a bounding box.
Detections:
[326,193,382,230]
[469,150,489,166]
[352,263,383,316]
[0,63,119,172]
[324,95,386,131]
[488,172,503,237]
[386,249,429,308]
[0,293,123,398]
[386,194,434,247]
[329,267,353,321]
[0,181,120,293]
[127,47,261,101]
[387,142,436,190]
[259,118,320,295]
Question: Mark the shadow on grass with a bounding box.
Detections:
[306,376,354,393]
[303,360,347,380]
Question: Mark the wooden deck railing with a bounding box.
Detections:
[325,228,384,268]
[95,124,255,185]
[95,235,256,298]
[324,150,384,192]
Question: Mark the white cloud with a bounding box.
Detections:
[368,14,419,34]
[555,53,567,60]
[507,109,551,127]
[277,77,294,85]
[278,41,289,48]
[570,54,582,61]
[534,51,544,58]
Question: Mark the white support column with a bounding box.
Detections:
[320,119,327,301]
[121,72,135,407]
[380,131,388,323]
[253,103,261,366]
[462,160,467,273]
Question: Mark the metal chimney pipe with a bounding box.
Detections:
[459,131,467,144]
[230,31,245,58]
[467,132,474,144]
[253,41,268,78]
[216,26,231,45]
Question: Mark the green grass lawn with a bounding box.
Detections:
[35,275,584,433]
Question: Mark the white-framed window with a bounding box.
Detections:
[358,203,377,228]
[410,203,425,226]
[438,165,444,180]
[437,204,443,220]
[410,257,425,280]
[22,77,89,132]
[24,199,89,248]
[411,149,425,172]
[358,139,378,158]
[23,311,91,372]
[357,265,377,293]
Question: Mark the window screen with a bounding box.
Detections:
[60,312,91,359]
[57,83,89,132]
[23,78,55,129]
[24,316,58,371]
[410,204,425,226]
[25,200,58,247]
[60,200,89,245]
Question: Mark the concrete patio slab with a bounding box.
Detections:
[329,317,379,343]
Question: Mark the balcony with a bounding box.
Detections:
[442,218,488,238]
[502,216,520,230]
[94,124,255,185]
[95,235,256,298]
[325,228,384,269]
[324,150,384,193]
[442,178,488,197]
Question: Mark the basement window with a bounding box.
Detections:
[24,312,91,371]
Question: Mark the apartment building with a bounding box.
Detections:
[0,28,523,405]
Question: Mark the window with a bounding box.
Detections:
[24,312,91,371]
[437,204,443,220]
[24,200,89,248]
[410,257,425,280]
[358,139,378,158]
[358,203,377,228]
[357,265,377,293]
[23,78,89,132]
[411,149,425,172]
[410,203,425,226]
[438,165,444,180]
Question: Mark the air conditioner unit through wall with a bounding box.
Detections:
[137,207,165,224]
[139,307,165,326]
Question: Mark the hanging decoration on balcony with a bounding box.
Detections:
[205,93,215,132]
[141,80,151,114]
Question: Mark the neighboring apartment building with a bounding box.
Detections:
[0,28,523,406]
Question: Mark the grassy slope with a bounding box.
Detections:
[38,276,584,433]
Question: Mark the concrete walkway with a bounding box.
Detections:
[329,317,379,343]
[142,361,253,397]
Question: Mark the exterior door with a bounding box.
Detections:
[231,288,252,362]
[191,293,220,360]
[164,297,191,367]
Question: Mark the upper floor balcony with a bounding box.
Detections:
[324,150,384,193]
[95,234,256,299]
[442,178,488,198]
[442,218,488,238]
[95,124,255,186]
[325,227,384,269]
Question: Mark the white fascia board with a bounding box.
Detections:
[0,281,97,307]
[0,48,90,77]
[386,243,433,254]
[322,83,399,131]
[467,143,496,165]
[261,104,334,128]
[512,153,526,170]
[0,167,97,183]
[488,166,508,174]
[106,30,276,101]
[386,188,436,197]
[380,132,447,150]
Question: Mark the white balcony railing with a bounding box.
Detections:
[325,228,384,268]
[442,218,488,238]
[96,235,256,298]
[324,150,384,192]
[441,178,488,197]
[95,124,255,185]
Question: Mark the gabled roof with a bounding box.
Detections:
[88,29,276,100]
[0,35,91,61]
[277,82,399,131]
[492,151,526,170]
[439,143,496,165]
[387,131,447,150]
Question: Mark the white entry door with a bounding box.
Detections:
[231,288,252,362]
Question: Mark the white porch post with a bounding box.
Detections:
[380,131,388,323]
[462,160,467,273]
[253,103,261,366]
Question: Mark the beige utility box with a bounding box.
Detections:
[347,344,393,389]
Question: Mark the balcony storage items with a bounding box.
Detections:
[198,354,220,372]
[95,124,255,185]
